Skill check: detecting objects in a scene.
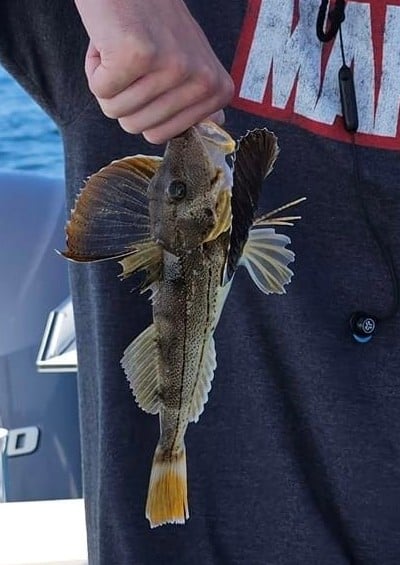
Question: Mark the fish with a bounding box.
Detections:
[62,121,304,528]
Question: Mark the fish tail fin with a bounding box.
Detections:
[146,443,189,528]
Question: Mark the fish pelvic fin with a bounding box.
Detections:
[146,443,189,528]
[121,324,161,415]
[240,228,295,294]
[118,241,163,289]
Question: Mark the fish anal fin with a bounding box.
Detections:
[188,336,217,423]
[240,228,295,295]
[121,324,161,414]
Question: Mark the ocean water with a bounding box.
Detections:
[0,66,64,177]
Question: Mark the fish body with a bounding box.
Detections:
[63,122,304,528]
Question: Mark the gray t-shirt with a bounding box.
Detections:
[1,1,398,563]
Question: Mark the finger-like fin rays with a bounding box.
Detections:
[238,198,306,294]
[253,197,307,227]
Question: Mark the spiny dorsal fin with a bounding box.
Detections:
[121,324,161,414]
[188,336,217,423]
[63,155,162,262]
[226,129,279,282]
[240,228,295,294]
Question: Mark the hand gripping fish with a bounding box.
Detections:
[62,122,304,528]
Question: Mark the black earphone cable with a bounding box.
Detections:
[317,0,399,332]
[316,0,346,42]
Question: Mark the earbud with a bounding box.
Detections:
[349,311,378,343]
[339,65,359,132]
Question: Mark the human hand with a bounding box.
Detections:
[74,0,234,144]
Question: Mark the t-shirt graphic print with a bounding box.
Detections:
[231,0,400,150]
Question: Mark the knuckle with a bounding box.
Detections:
[87,68,119,100]
[98,99,119,119]
[129,39,157,71]
[143,130,167,145]
[196,64,219,95]
[220,75,235,103]
[113,35,156,68]
[118,117,141,135]
[87,75,104,98]
[169,54,190,82]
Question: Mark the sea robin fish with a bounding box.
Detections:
[62,122,304,528]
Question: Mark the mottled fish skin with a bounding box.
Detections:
[140,127,235,527]
[154,232,229,451]
[61,121,303,529]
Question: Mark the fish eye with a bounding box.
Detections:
[167,180,187,201]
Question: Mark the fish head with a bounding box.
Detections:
[148,123,235,254]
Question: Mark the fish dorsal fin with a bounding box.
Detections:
[121,323,161,415]
[188,336,217,423]
[63,155,162,262]
[226,129,279,282]
[240,228,295,294]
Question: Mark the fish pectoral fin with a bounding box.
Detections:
[121,323,161,415]
[188,336,217,423]
[63,154,162,262]
[118,241,163,286]
[240,228,295,295]
[203,189,232,243]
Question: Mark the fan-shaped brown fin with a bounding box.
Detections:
[63,155,162,262]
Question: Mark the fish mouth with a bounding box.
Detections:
[203,189,232,243]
